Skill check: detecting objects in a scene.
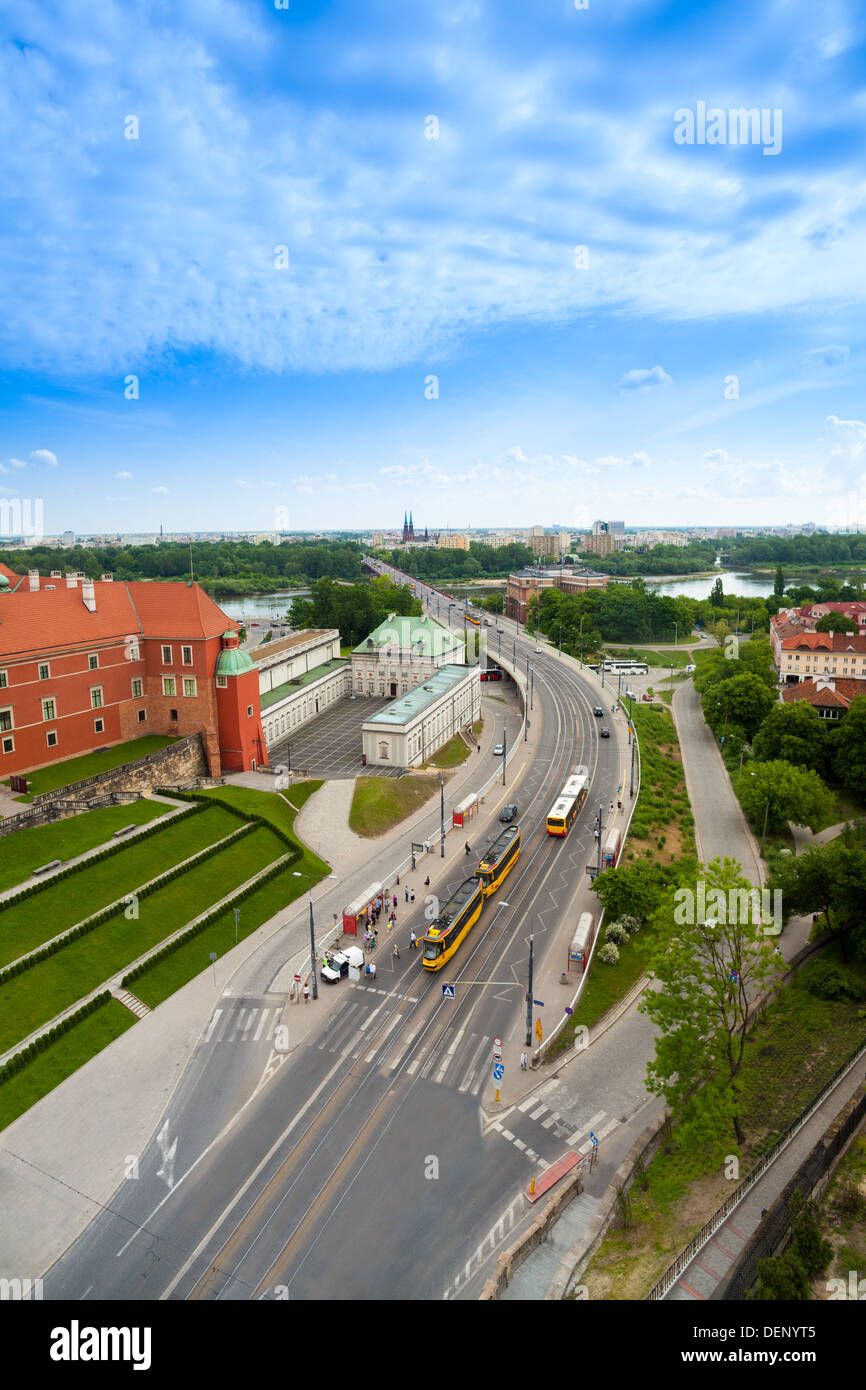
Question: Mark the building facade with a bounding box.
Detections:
[0,566,267,778]
[253,629,351,751]
[352,614,464,698]
[505,566,610,624]
[778,631,866,684]
[362,663,481,767]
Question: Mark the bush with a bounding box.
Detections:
[619,913,641,935]
[604,922,629,947]
[799,959,865,1002]
[599,942,620,965]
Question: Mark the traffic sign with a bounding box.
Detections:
[493,1063,504,1081]
[492,1047,502,1061]
[533,999,545,1007]
[589,1131,598,1147]
[493,1037,502,1049]
[535,1018,543,1043]
[564,1006,573,1015]
[442,984,455,998]
[294,973,301,984]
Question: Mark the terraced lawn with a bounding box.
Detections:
[0,805,241,967]
[0,800,170,896]
[0,824,287,1052]
[3,735,178,799]
[0,1000,136,1133]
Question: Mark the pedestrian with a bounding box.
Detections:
[393,895,398,910]
[594,828,599,841]
[405,886,409,902]
[609,801,614,814]
[477,744,481,753]
[424,875,430,886]
[396,875,400,886]
[410,890,415,903]
[393,941,400,959]
[617,799,622,811]
[410,930,417,950]
[520,1050,528,1070]
[303,983,310,1004]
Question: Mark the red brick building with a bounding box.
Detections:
[0,566,267,778]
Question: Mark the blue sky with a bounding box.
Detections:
[1,0,865,537]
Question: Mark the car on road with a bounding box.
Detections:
[593,706,603,717]
[600,727,611,738]
[493,743,505,755]
[499,803,518,822]
[321,946,365,983]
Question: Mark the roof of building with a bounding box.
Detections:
[782,678,864,710]
[0,577,234,658]
[215,644,256,677]
[259,657,348,709]
[780,632,866,653]
[363,663,476,726]
[249,629,334,663]
[352,614,461,656]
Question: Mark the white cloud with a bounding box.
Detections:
[802,345,850,368]
[115,470,133,479]
[8,458,27,469]
[825,414,866,463]
[30,449,58,466]
[618,366,673,392]
[152,485,169,494]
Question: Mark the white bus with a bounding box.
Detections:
[602,660,649,675]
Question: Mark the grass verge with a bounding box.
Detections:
[349,774,441,837]
[3,735,178,798]
[427,734,472,769]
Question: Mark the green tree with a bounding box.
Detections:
[773,563,785,598]
[592,859,668,923]
[814,612,858,634]
[769,833,866,962]
[640,859,782,1144]
[751,1251,810,1301]
[482,593,504,613]
[703,673,777,742]
[829,693,866,798]
[710,577,725,606]
[736,760,835,844]
[752,700,827,774]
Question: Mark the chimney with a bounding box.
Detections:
[50,570,62,579]
[82,578,96,613]
[28,569,39,592]
[66,574,78,588]
[101,573,114,582]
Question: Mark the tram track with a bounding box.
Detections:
[179,644,607,1300]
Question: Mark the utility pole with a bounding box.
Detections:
[440,771,445,857]
[579,616,584,667]
[525,932,534,1047]
[308,890,318,1000]
[502,723,507,787]
[597,804,604,876]
[630,719,636,798]
[513,635,516,666]
[530,667,534,711]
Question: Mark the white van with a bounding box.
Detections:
[321,945,365,983]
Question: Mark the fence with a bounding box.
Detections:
[31,733,201,806]
[646,1035,866,1300]
[0,789,143,838]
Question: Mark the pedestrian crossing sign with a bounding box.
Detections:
[442,984,455,998]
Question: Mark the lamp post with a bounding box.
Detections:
[596,804,604,876]
[292,870,337,1001]
[530,667,534,711]
[525,931,534,1048]
[497,627,503,659]
[502,721,507,787]
[439,770,445,857]
[558,621,562,656]
[579,615,584,667]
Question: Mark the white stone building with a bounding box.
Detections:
[362,664,481,767]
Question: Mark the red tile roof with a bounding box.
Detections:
[0,578,234,658]
[781,632,866,653]
[782,678,863,710]
[0,562,21,585]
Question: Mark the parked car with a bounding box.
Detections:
[321,946,365,983]
[600,727,611,738]
[499,803,518,823]
[593,706,603,717]
[493,743,505,755]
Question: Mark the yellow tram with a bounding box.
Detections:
[474,825,520,897]
[421,877,485,971]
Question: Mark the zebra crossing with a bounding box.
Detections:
[311,1004,498,1095]
[202,1001,284,1046]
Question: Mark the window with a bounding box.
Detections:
[90,687,103,710]
[216,675,227,688]
[38,662,50,681]
[1,735,13,755]
[46,730,58,748]
[169,708,178,722]
[137,709,147,723]
[183,678,196,698]
[247,705,253,717]
[0,671,6,689]
[127,639,140,661]
[162,677,176,697]
[94,718,104,734]
[161,645,172,665]
[42,698,56,721]
[88,653,99,670]
[182,646,193,665]
[131,678,143,698]
[0,708,12,733]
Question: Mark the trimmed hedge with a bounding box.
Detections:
[0,801,208,917]
[155,786,305,861]
[121,854,292,987]
[0,991,112,1085]
[0,821,256,987]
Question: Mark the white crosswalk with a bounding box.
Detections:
[202,1003,283,1045]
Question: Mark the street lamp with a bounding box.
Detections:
[497,627,503,660]
[579,615,585,667]
[293,870,338,1001]
[439,770,445,858]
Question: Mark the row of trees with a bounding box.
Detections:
[724,532,866,568]
[376,541,536,581]
[530,578,771,649]
[288,576,422,647]
[574,540,719,575]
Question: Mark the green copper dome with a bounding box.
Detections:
[215,632,255,677]
[0,573,9,590]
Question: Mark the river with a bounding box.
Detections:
[216,590,310,621]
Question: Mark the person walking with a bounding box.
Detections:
[424,875,430,887]
[520,1050,528,1070]
[392,894,398,910]
[410,930,417,950]
[410,889,415,903]
[303,983,310,1004]
[405,886,409,902]
[370,932,376,951]
[393,941,400,959]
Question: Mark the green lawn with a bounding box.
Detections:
[349,775,440,837]
[0,800,170,895]
[199,780,324,842]
[0,805,241,968]
[0,1000,135,1132]
[0,824,288,1053]
[4,735,179,799]
[427,734,472,769]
